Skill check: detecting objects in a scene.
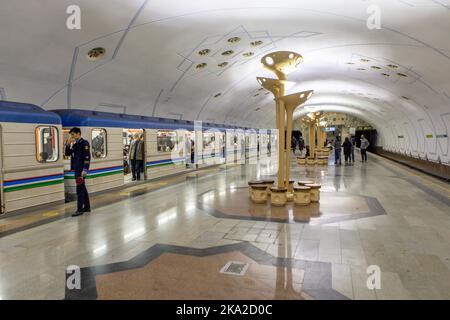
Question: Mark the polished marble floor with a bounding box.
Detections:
[1,153,450,300]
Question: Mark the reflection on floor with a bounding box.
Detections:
[1,153,450,300]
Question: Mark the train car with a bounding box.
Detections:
[53,109,193,198]
[196,124,226,168]
[0,101,64,215]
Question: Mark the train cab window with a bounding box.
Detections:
[203,132,215,148]
[36,126,59,163]
[92,128,107,158]
[157,130,177,152]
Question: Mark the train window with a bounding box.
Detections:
[92,128,107,158]
[36,126,59,163]
[157,130,177,152]
[203,132,215,148]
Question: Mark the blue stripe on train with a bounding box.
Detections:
[3,174,64,187]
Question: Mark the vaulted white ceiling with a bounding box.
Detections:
[1,0,450,160]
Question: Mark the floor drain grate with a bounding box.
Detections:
[220,261,249,276]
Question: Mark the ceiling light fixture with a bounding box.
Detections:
[227,37,241,44]
[86,47,106,61]
[196,62,207,69]
[198,49,210,56]
[222,50,234,56]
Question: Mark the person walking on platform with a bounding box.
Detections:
[129,133,145,181]
[343,137,352,165]
[65,127,91,217]
[350,135,356,164]
[334,136,342,165]
[360,135,370,162]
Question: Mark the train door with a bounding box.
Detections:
[123,128,145,184]
[185,131,195,168]
[0,125,4,214]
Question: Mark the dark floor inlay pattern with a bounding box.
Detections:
[65,242,348,300]
[197,187,387,225]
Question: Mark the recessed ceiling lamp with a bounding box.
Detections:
[255,107,261,111]
[198,49,210,56]
[196,62,207,69]
[371,66,381,69]
[227,37,241,44]
[251,40,263,46]
[217,62,228,68]
[86,47,106,61]
[222,50,234,56]
[213,93,222,98]
[360,58,370,62]
[401,96,409,100]
[346,62,355,65]
[397,73,407,77]
[254,93,260,97]
[357,68,366,71]
[387,64,399,69]
[381,73,390,77]
[243,52,254,57]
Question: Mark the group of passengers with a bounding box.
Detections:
[332,135,370,165]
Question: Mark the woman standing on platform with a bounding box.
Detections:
[343,137,352,165]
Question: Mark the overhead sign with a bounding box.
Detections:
[436,134,448,138]
[324,127,336,132]
[426,134,433,139]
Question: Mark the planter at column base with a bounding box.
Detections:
[250,185,269,204]
[318,157,328,165]
[297,157,306,165]
[286,192,294,202]
[298,180,314,186]
[248,180,264,197]
[305,183,321,202]
[270,186,287,206]
[293,186,311,206]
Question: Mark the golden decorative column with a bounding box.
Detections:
[256,51,313,199]
[279,90,313,190]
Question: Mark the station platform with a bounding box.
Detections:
[1,153,449,300]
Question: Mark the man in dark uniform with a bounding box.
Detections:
[65,127,91,217]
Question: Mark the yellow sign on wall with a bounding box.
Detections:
[426,134,433,139]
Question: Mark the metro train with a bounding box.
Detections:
[0,101,276,215]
